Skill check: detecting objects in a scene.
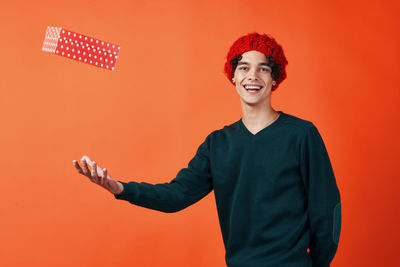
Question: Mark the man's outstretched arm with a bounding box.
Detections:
[113,137,213,212]
[73,135,213,213]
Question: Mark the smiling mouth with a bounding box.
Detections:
[244,85,263,92]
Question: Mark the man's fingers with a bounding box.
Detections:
[75,156,113,190]
[81,159,95,182]
[81,155,92,164]
[73,160,84,174]
[92,161,99,183]
[81,159,90,175]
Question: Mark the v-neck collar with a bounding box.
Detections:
[239,111,285,138]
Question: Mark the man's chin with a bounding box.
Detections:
[240,99,265,108]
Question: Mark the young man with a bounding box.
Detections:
[73,33,341,267]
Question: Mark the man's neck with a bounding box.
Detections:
[241,101,279,135]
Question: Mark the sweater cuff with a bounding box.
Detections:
[114,181,138,201]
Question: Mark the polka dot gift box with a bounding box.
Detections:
[42,26,120,70]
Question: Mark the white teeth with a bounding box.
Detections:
[245,85,262,90]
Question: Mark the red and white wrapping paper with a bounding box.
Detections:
[42,26,120,70]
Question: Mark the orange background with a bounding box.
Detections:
[1,0,399,266]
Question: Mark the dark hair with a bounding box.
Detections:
[229,54,282,81]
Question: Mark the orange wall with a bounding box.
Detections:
[1,0,399,266]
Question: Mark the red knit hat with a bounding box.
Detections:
[224,33,288,90]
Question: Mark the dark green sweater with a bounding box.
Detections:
[115,111,341,267]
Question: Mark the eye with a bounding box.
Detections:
[260,67,271,72]
[238,66,248,71]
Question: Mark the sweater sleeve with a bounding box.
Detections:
[299,126,341,267]
[113,135,213,213]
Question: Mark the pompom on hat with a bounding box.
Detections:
[224,33,288,90]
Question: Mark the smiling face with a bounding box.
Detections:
[233,50,275,107]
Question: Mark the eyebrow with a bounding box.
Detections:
[238,61,270,67]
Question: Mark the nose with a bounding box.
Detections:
[246,68,258,81]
